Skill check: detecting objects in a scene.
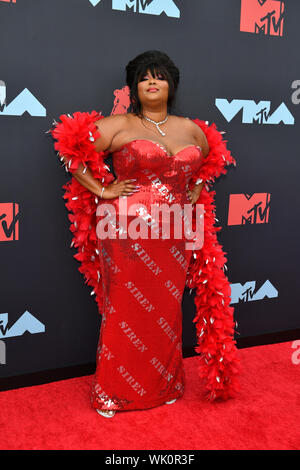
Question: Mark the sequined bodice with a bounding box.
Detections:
[111,139,203,210]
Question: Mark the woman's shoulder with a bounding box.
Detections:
[170,114,199,127]
[94,112,129,127]
[173,114,197,124]
[94,113,129,137]
[181,115,206,134]
[175,114,209,156]
[93,113,130,152]
[172,114,204,135]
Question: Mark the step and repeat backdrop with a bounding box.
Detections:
[1,0,299,387]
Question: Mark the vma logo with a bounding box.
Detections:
[0,311,45,339]
[0,311,45,365]
[230,280,278,304]
[0,203,19,241]
[89,0,180,18]
[215,98,294,125]
[228,193,270,225]
[240,0,285,37]
[0,81,46,117]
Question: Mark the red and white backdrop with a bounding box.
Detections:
[1,0,299,389]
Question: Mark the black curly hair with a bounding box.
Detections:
[125,50,180,117]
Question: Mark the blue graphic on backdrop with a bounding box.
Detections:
[215,98,294,125]
[0,81,46,117]
[0,311,45,339]
[89,0,180,18]
[230,280,278,304]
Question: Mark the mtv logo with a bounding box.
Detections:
[0,311,45,339]
[0,202,19,241]
[228,193,271,225]
[215,98,294,125]
[230,280,278,304]
[240,0,285,36]
[89,0,180,18]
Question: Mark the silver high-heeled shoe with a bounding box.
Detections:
[96,408,116,418]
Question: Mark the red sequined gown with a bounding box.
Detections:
[90,139,204,411]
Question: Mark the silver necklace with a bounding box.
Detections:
[142,114,168,136]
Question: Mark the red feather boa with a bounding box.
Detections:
[50,111,241,402]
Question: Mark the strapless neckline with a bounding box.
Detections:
[111,139,202,158]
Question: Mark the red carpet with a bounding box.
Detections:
[1,340,299,450]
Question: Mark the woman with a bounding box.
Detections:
[50,50,240,418]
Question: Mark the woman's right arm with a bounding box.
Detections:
[60,114,137,199]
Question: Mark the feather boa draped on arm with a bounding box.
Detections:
[50,111,241,402]
[50,111,114,312]
[187,118,240,401]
